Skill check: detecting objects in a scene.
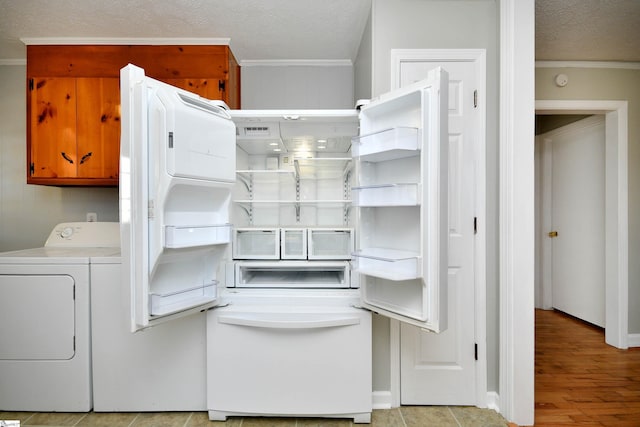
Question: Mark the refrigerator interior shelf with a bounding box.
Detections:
[234,199,352,205]
[352,127,420,162]
[165,224,231,248]
[352,248,422,281]
[150,281,217,316]
[293,157,353,179]
[352,183,421,207]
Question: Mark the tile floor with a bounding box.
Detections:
[0,407,510,427]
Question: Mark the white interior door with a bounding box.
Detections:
[392,52,484,405]
[542,115,605,327]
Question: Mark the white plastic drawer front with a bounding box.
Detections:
[207,306,372,417]
[281,228,307,259]
[307,228,354,260]
[233,228,280,259]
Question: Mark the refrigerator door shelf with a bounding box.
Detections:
[165,224,231,248]
[352,248,421,281]
[150,280,217,317]
[352,127,420,162]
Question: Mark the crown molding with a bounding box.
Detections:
[536,60,640,70]
[20,37,230,46]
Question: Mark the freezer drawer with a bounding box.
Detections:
[207,304,372,422]
[233,228,280,259]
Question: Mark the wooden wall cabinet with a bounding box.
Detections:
[27,45,241,186]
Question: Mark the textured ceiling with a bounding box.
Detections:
[0,0,372,62]
[0,0,638,63]
[536,0,640,61]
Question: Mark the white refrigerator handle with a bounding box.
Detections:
[217,313,361,329]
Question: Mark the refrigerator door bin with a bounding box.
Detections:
[234,261,351,289]
[281,228,307,259]
[352,248,421,281]
[150,280,217,317]
[307,228,354,260]
[165,224,231,248]
[233,228,280,259]
[352,184,421,207]
[352,127,420,162]
[360,276,428,322]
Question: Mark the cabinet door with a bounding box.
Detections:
[76,78,120,179]
[163,78,224,101]
[29,78,77,178]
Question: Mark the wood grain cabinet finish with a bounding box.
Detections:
[27,45,240,186]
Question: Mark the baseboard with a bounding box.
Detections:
[372,391,393,409]
[628,334,640,347]
[486,391,501,413]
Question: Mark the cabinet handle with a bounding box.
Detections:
[79,152,93,164]
[61,152,74,164]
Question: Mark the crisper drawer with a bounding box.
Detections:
[307,228,354,260]
[233,228,280,259]
[207,305,372,418]
[280,228,307,259]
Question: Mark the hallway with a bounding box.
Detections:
[535,309,640,425]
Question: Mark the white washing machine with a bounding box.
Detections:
[0,222,119,412]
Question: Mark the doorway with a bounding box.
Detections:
[535,115,605,327]
[535,100,629,349]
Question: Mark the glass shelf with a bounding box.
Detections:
[352,183,420,207]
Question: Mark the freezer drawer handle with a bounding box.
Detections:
[217,314,360,329]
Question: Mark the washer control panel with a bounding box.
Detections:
[45,222,120,248]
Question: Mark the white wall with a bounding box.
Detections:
[0,65,119,252]
[367,0,500,393]
[536,65,640,333]
[241,63,355,109]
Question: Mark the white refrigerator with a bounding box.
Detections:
[119,63,448,423]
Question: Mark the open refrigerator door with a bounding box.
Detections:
[353,67,449,332]
[120,64,236,332]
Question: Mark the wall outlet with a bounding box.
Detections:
[86,212,98,222]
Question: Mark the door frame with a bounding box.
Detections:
[535,100,628,349]
[389,48,488,408]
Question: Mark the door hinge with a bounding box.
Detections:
[29,162,35,176]
[473,90,478,108]
[73,285,75,300]
[474,343,478,361]
[148,200,155,219]
[29,78,34,91]
[168,131,174,148]
[473,217,478,235]
[73,336,76,352]
[219,80,226,92]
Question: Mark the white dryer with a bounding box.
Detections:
[0,222,119,412]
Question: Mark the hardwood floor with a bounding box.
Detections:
[535,309,640,426]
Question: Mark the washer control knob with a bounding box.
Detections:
[60,227,74,238]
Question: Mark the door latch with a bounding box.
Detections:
[548,231,558,238]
